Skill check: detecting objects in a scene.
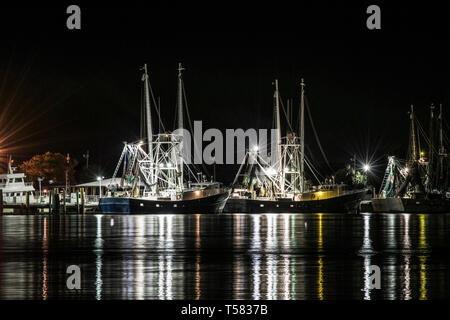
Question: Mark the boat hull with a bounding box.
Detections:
[367,197,450,213]
[98,191,230,214]
[223,189,368,213]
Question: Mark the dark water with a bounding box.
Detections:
[0,213,449,300]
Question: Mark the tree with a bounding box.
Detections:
[19,152,78,185]
[335,165,367,188]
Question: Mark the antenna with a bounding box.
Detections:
[299,78,305,193]
[177,63,185,130]
[142,64,153,159]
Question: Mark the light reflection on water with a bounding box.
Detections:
[0,212,449,300]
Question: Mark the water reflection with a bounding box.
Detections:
[0,213,447,300]
[360,214,375,300]
[418,214,427,300]
[95,215,103,300]
[195,214,201,300]
[157,215,174,300]
[134,216,145,300]
[251,215,261,300]
[402,214,411,300]
[317,213,324,300]
[266,214,278,250]
[42,217,48,300]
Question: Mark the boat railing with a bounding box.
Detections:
[0,182,33,188]
[2,193,100,205]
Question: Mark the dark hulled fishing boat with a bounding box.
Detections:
[99,182,230,214]
[367,104,450,213]
[224,187,368,213]
[99,64,230,214]
[223,79,368,214]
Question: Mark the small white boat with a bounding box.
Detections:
[0,160,35,204]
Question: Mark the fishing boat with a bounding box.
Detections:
[223,79,368,213]
[0,156,35,204]
[99,64,230,214]
[368,104,450,213]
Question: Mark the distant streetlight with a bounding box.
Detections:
[97,176,104,198]
[363,164,370,172]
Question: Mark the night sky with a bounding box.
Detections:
[1,2,449,184]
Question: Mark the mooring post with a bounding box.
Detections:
[53,188,60,214]
[25,192,30,214]
[76,188,80,214]
[80,187,85,214]
[63,188,67,214]
[0,189,3,214]
[48,190,53,214]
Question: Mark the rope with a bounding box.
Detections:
[305,96,334,173]
[279,94,294,133]
[147,78,165,133]
[182,80,211,178]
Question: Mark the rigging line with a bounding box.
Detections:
[172,99,178,131]
[304,157,322,185]
[182,80,210,177]
[305,142,322,173]
[279,94,294,133]
[304,96,334,173]
[140,85,144,140]
[304,154,325,181]
[415,117,441,155]
[158,97,161,133]
[415,117,424,156]
[147,78,166,133]
[444,117,450,132]
[184,162,201,183]
[305,155,325,181]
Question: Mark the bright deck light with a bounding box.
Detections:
[363,164,370,172]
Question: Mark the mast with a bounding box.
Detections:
[274,79,282,168]
[177,63,185,130]
[438,104,444,185]
[428,103,435,191]
[142,64,153,159]
[299,79,305,193]
[176,63,185,187]
[410,104,418,162]
[274,79,283,193]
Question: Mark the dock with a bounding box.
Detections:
[0,188,100,215]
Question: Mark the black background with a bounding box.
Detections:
[0,1,449,185]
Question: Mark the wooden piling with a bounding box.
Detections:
[25,192,30,214]
[53,188,60,214]
[49,190,53,214]
[63,189,67,214]
[76,188,80,214]
[80,187,85,214]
